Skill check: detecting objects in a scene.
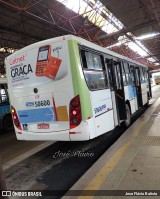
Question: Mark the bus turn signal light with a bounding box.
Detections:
[69,95,82,129]
[11,106,22,130]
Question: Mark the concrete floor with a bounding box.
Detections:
[63,85,160,199]
[0,132,54,170]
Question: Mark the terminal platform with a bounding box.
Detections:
[63,97,160,199]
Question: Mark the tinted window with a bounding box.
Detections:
[123,62,131,84]
[84,70,107,90]
[115,64,122,89]
[140,67,145,82]
[141,67,148,83]
[130,66,135,85]
[143,68,148,82]
[85,51,104,70]
[122,63,127,86]
[106,61,113,90]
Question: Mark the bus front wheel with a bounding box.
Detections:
[124,104,131,127]
[2,114,14,132]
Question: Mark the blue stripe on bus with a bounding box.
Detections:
[18,107,57,124]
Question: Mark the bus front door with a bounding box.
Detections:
[106,59,126,125]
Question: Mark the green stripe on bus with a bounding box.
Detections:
[68,40,93,120]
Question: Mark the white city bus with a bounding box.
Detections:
[5,35,151,141]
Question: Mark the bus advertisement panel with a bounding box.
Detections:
[8,43,66,88]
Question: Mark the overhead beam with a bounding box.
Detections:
[97,19,157,40]
[150,0,160,27]
[0,24,42,41]
[144,52,160,58]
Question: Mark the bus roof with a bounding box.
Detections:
[78,36,148,68]
[5,35,148,68]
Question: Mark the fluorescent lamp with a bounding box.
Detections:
[136,33,160,40]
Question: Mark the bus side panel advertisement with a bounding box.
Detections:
[7,41,67,88]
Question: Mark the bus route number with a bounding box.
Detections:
[35,100,50,107]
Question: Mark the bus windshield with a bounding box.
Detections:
[0,84,9,105]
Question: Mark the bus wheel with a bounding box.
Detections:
[2,114,14,132]
[124,104,131,127]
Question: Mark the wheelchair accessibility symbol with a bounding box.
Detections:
[22,124,28,131]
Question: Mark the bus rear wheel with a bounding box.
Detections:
[2,114,14,132]
[124,104,131,127]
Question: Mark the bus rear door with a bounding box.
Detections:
[106,59,127,124]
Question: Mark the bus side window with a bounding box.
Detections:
[81,50,87,68]
[135,67,140,86]
[123,62,130,85]
[140,67,145,83]
[106,60,113,90]
[85,51,94,70]
[122,62,127,86]
[81,49,108,90]
[130,65,135,86]
[143,68,148,82]
[114,64,121,89]
[139,67,142,82]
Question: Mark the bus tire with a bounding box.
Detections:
[124,103,131,127]
[2,114,14,132]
